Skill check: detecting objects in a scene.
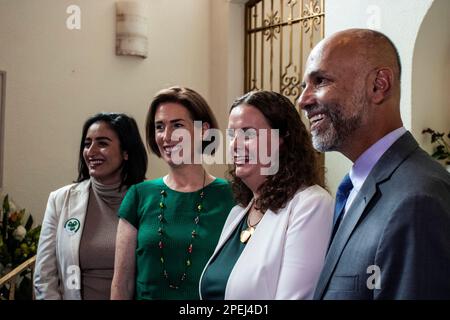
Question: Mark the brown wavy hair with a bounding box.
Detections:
[228,91,324,213]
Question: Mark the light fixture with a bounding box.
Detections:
[116,1,149,59]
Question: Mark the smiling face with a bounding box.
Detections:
[83,121,127,185]
[228,104,279,192]
[297,39,370,153]
[154,102,197,167]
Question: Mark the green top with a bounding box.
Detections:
[119,177,234,300]
[200,213,248,300]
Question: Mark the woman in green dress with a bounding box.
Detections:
[111,86,235,300]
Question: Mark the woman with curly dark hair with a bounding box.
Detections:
[199,91,333,299]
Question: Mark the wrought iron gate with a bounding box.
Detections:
[244,0,326,184]
[245,0,325,103]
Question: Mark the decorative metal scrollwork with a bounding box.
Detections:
[263,11,281,41]
[281,67,301,97]
[245,0,324,102]
[244,0,326,184]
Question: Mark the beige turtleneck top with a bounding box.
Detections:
[79,178,127,300]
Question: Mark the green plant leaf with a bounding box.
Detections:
[24,215,33,231]
[2,195,10,214]
[432,150,444,158]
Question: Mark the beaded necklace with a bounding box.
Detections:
[157,171,206,290]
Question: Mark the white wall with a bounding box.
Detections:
[323,0,445,193]
[208,0,246,178]
[0,0,216,223]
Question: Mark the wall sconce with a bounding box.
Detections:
[116,1,149,59]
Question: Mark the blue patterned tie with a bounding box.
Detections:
[327,174,353,250]
[330,174,353,243]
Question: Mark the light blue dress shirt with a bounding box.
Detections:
[344,127,407,217]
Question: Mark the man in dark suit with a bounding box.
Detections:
[298,28,450,299]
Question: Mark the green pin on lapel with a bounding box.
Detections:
[64,218,81,235]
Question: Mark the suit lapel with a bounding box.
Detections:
[65,180,90,265]
[314,132,419,299]
[314,177,377,299]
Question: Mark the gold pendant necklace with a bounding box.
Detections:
[240,203,261,244]
[240,226,255,243]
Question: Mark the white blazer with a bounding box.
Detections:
[34,180,91,300]
[199,185,333,300]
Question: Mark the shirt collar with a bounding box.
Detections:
[349,127,407,191]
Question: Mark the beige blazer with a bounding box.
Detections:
[199,185,333,300]
[34,180,91,300]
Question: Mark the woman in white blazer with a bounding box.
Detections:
[199,91,333,300]
[33,113,147,299]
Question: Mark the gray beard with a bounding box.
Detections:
[311,103,365,152]
[312,125,341,152]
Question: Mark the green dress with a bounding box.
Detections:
[119,177,235,300]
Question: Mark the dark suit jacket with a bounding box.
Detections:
[314,132,450,299]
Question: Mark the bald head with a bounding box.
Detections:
[298,28,404,161]
[313,28,401,82]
